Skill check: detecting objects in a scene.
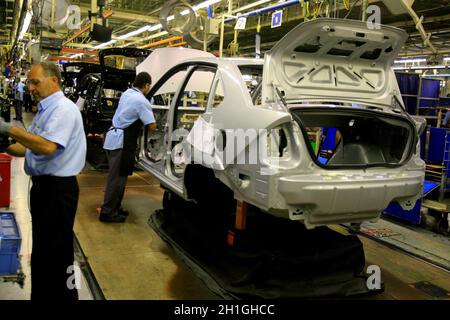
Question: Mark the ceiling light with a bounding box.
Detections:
[422,74,450,77]
[233,0,272,13]
[93,39,117,49]
[116,25,151,40]
[70,53,83,59]
[410,65,446,70]
[394,58,427,64]
[148,24,163,32]
[18,11,33,40]
[193,0,222,10]
[393,65,448,71]
[444,57,450,62]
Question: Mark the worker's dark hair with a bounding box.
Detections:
[133,72,152,89]
[39,62,62,87]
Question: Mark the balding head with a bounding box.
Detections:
[27,62,62,102]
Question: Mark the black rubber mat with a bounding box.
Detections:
[413,281,450,299]
[149,192,384,299]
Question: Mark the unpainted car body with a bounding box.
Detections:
[138,19,425,229]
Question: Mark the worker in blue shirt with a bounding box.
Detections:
[14,77,25,121]
[443,109,450,128]
[0,62,86,300]
[99,72,156,222]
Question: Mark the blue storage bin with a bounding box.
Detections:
[0,212,21,275]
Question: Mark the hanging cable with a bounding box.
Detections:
[305,0,310,21]
[343,0,350,10]
[343,0,362,19]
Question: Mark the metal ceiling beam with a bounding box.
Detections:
[78,3,159,24]
[399,49,450,57]
[389,13,450,28]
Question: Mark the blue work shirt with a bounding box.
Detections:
[15,82,25,101]
[443,110,450,126]
[25,91,87,177]
[103,87,155,150]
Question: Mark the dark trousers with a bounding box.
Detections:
[14,100,22,120]
[24,95,32,112]
[30,176,79,301]
[100,149,128,215]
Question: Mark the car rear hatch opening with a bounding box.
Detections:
[290,107,417,169]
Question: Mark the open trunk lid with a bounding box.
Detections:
[62,62,102,86]
[261,19,408,108]
[99,48,151,81]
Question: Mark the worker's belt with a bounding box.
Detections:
[109,126,125,131]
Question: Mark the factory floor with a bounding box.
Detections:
[1,112,449,300]
[74,166,450,300]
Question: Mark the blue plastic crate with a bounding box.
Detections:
[0,212,21,275]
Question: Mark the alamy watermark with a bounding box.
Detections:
[50,4,81,30]
[367,5,382,30]
[169,123,281,175]
[66,265,82,290]
[366,265,382,290]
[66,6,81,30]
[56,3,382,31]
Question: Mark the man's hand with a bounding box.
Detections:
[0,118,12,135]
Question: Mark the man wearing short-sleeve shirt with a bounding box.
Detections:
[0,62,86,300]
[443,110,450,128]
[14,78,25,120]
[99,72,156,222]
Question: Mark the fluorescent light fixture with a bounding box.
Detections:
[444,57,450,62]
[19,11,33,40]
[93,39,117,49]
[193,0,222,10]
[422,74,450,77]
[410,65,446,70]
[124,31,168,48]
[70,53,83,59]
[148,24,163,32]
[394,58,427,64]
[233,0,272,13]
[393,65,448,71]
[166,0,219,21]
[116,25,151,40]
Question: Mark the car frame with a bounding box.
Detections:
[138,19,425,229]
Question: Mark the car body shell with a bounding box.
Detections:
[137,19,425,229]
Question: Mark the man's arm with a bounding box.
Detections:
[8,127,57,156]
[6,143,26,157]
